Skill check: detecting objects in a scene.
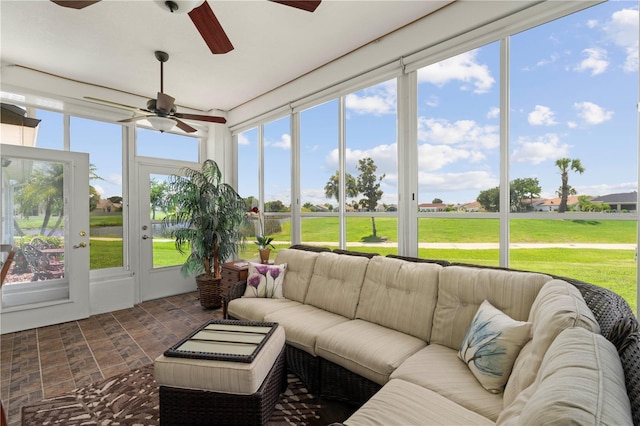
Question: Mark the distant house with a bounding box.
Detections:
[418,203,447,212]
[95,199,122,213]
[535,196,581,212]
[591,191,637,212]
[460,201,481,212]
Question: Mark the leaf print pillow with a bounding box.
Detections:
[458,299,532,393]
[243,262,287,298]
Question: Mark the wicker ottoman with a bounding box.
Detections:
[154,320,287,426]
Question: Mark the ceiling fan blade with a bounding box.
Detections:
[157,92,175,113]
[188,1,234,54]
[50,0,101,9]
[118,115,152,123]
[269,0,321,12]
[174,112,227,124]
[84,96,147,113]
[174,118,198,133]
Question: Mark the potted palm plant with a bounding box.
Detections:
[162,159,246,308]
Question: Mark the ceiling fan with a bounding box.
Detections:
[85,50,224,133]
[50,0,322,55]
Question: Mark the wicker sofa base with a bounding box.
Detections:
[319,357,382,406]
[158,346,287,426]
[285,344,321,392]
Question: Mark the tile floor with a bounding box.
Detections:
[1,291,219,426]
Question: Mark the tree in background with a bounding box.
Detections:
[477,186,500,212]
[511,177,541,212]
[555,158,585,213]
[149,178,170,220]
[324,171,358,208]
[432,198,443,204]
[356,157,385,238]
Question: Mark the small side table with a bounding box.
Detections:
[221,260,249,318]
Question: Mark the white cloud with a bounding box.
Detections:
[573,101,613,125]
[94,184,104,196]
[603,7,639,72]
[265,133,291,149]
[238,133,250,145]
[326,144,397,177]
[574,47,609,75]
[587,19,598,29]
[567,121,578,129]
[346,80,397,115]
[487,107,499,119]
[418,50,495,94]
[577,181,638,197]
[418,170,498,192]
[418,117,499,150]
[528,105,557,126]
[417,143,485,171]
[511,133,570,164]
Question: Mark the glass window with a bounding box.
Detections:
[416,43,500,264]
[345,79,398,254]
[136,128,199,162]
[509,2,638,311]
[300,100,339,247]
[70,117,124,270]
[263,116,291,250]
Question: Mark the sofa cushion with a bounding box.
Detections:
[274,248,320,303]
[431,266,551,350]
[242,262,286,298]
[315,319,426,385]
[459,300,531,393]
[264,304,349,356]
[304,251,370,319]
[344,379,494,426]
[227,297,302,322]
[391,344,504,421]
[498,327,632,425]
[503,279,600,407]
[355,256,441,342]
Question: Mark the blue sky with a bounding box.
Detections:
[240,0,639,208]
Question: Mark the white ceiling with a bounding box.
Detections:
[0,0,453,116]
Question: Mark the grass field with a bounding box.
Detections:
[15,215,638,312]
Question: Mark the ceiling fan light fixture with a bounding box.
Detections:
[153,0,205,14]
[148,116,176,132]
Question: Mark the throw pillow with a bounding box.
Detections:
[458,299,532,393]
[243,262,287,298]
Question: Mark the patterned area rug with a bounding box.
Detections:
[22,364,324,425]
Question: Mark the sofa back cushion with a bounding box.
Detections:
[430,266,551,350]
[355,256,442,342]
[274,248,320,303]
[503,279,600,406]
[304,251,370,318]
[498,327,632,425]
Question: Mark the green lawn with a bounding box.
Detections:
[16,215,638,312]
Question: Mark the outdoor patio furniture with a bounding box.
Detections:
[21,243,64,281]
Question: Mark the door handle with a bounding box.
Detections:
[73,242,87,249]
[142,235,150,240]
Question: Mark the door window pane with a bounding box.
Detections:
[1,157,68,305]
[263,117,291,251]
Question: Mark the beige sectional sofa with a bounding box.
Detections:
[227,247,636,425]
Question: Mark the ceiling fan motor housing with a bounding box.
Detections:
[146,99,176,116]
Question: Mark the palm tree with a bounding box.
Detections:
[555,158,585,213]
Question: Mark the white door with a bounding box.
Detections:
[1,145,90,333]
[137,163,195,301]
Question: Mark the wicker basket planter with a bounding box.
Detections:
[196,274,221,309]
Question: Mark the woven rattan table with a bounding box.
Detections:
[154,319,286,426]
